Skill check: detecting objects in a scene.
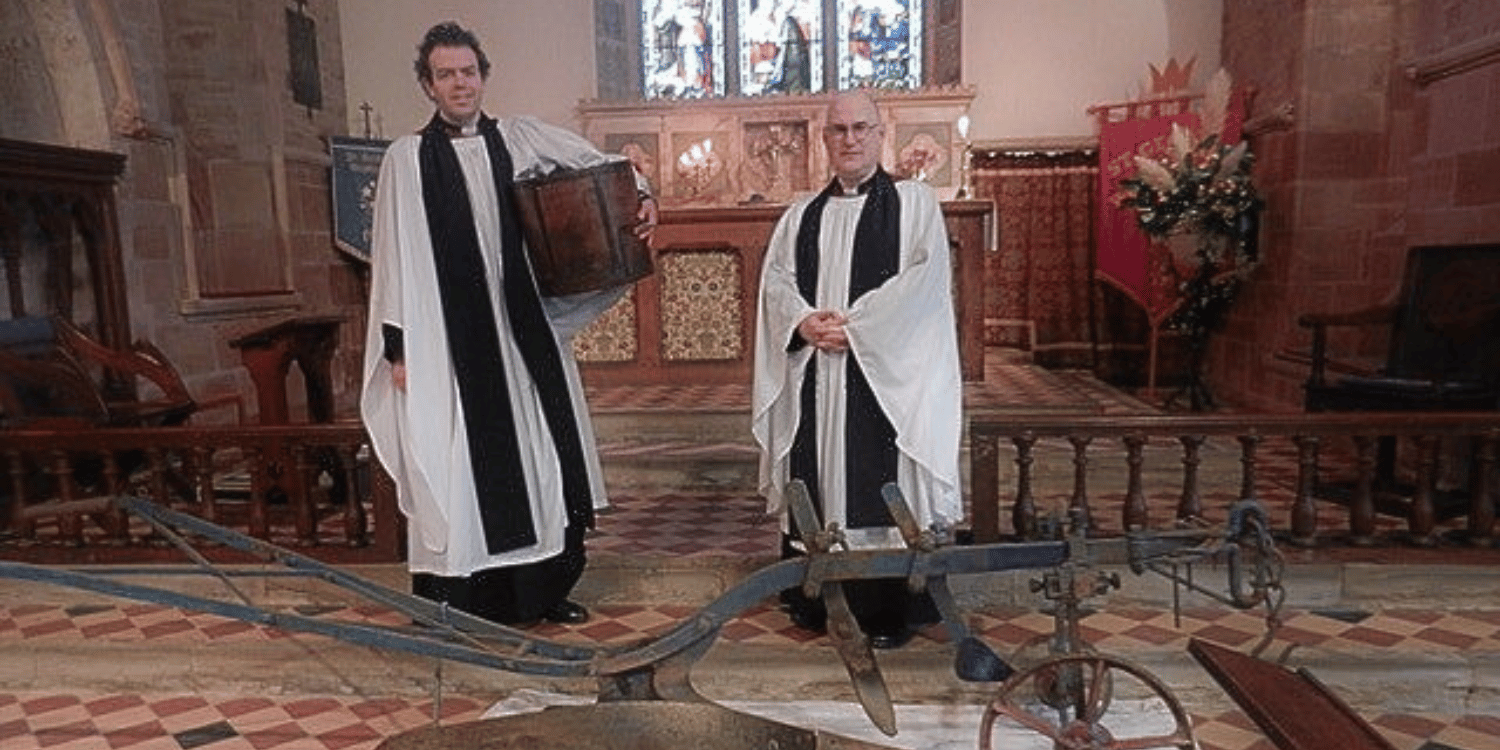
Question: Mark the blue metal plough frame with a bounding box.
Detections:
[0,490,1067,728]
[0,484,1283,743]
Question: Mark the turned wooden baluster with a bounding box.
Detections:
[1349,435,1378,546]
[1237,434,1262,503]
[145,447,170,506]
[246,445,270,539]
[47,449,82,545]
[1290,435,1320,545]
[1011,432,1038,539]
[971,431,1001,542]
[1122,433,1147,531]
[1470,429,1498,544]
[135,447,172,546]
[190,445,218,524]
[1409,434,1440,546]
[370,462,402,558]
[1068,435,1093,533]
[337,444,367,546]
[6,449,34,538]
[98,451,129,545]
[1176,434,1204,521]
[293,444,318,546]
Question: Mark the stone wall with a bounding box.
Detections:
[1406,0,1500,244]
[1213,0,1500,411]
[150,0,363,422]
[1,0,367,423]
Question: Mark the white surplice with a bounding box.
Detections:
[361,116,626,578]
[752,180,963,550]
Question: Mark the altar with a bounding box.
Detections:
[573,199,993,387]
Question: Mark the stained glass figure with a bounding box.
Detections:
[738,0,822,96]
[837,0,922,90]
[643,0,726,99]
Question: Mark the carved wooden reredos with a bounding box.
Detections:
[578,87,976,208]
[569,88,988,388]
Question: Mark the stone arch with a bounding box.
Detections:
[0,0,115,148]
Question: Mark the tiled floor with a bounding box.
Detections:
[3,691,1497,750]
[3,360,1498,749]
[6,688,1494,750]
[4,595,1498,749]
[0,691,488,750]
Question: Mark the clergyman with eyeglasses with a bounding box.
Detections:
[751,89,961,650]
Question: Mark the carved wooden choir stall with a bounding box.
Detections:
[0,138,147,426]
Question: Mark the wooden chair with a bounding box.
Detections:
[0,315,197,429]
[1298,243,1500,525]
[1302,244,1500,414]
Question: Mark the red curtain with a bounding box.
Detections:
[971,150,1104,369]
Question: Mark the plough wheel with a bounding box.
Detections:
[1011,636,1112,711]
[979,653,1196,750]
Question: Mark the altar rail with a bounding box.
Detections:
[0,423,400,564]
[6,414,1499,563]
[969,412,1500,546]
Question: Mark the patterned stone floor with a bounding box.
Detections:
[3,596,1497,749]
[2,692,1496,750]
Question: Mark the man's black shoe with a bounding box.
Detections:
[868,628,914,650]
[542,600,590,624]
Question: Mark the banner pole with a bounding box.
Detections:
[1146,322,1160,402]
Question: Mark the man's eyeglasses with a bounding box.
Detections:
[823,121,880,140]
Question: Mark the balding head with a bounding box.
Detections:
[822,90,884,188]
[827,89,879,124]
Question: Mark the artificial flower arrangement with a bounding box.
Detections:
[1117,71,1263,341]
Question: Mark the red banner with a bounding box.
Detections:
[1094,89,1247,326]
[1096,110,1200,325]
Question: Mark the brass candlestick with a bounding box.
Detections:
[955,114,973,199]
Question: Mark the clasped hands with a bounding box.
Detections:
[798,310,849,352]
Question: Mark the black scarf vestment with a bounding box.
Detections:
[416,112,594,555]
[789,167,901,530]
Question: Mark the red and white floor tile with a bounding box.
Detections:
[3,594,1497,749]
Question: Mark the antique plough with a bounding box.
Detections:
[0,481,1285,750]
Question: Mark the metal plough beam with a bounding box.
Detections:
[0,493,1066,690]
[1,486,1285,746]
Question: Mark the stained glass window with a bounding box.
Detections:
[837,0,922,90]
[631,0,932,99]
[642,0,726,99]
[738,0,823,96]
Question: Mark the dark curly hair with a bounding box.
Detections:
[414,22,491,83]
